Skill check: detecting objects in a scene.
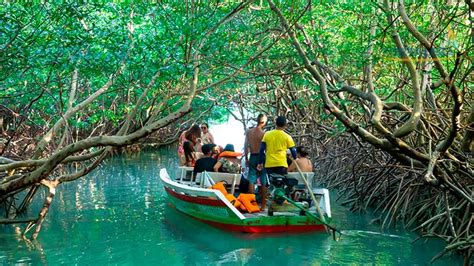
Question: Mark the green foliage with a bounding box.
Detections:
[1,1,470,136]
[0,2,245,131]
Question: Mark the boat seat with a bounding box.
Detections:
[286,172,315,189]
[269,174,298,188]
[197,172,241,194]
[178,166,194,182]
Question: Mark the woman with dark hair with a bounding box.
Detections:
[182,141,197,167]
[288,146,313,172]
[200,123,214,144]
[178,124,202,165]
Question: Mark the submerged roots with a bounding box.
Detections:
[312,135,473,263]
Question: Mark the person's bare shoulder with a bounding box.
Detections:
[246,127,257,137]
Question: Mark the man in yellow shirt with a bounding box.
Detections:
[257,116,297,208]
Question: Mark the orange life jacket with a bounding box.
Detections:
[225,194,242,209]
[237,193,260,213]
[218,151,243,159]
[210,182,227,195]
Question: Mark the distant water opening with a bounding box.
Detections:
[209,114,246,152]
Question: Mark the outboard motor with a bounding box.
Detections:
[269,174,298,205]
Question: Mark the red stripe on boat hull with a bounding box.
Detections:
[200,219,326,233]
[164,186,326,233]
[165,186,226,207]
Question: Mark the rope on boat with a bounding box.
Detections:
[203,168,342,239]
[289,157,342,240]
[279,193,343,240]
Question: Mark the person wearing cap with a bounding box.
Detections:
[257,116,297,208]
[285,149,293,167]
[193,144,218,177]
[213,144,242,173]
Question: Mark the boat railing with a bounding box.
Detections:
[196,172,241,194]
[160,168,246,220]
[312,188,331,218]
[178,166,194,182]
[172,168,330,217]
[283,172,331,218]
[177,167,242,194]
[286,172,315,189]
[198,171,215,188]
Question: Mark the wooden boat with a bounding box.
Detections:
[159,167,332,233]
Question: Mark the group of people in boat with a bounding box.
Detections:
[178,123,242,176]
[177,115,313,209]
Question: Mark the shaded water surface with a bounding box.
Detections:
[0,147,461,265]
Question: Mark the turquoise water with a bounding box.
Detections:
[0,147,462,265]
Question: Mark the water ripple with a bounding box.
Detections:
[0,149,462,265]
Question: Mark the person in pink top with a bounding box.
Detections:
[182,141,197,167]
[178,124,201,165]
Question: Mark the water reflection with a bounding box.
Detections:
[0,146,462,265]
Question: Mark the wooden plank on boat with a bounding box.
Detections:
[197,172,241,194]
[287,172,314,187]
[160,168,246,220]
[312,188,331,218]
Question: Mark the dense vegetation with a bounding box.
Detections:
[1,1,472,263]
